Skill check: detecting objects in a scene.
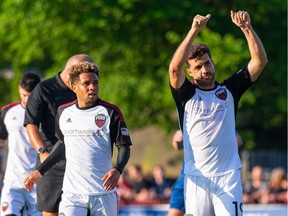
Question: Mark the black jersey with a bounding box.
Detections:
[24,72,76,152]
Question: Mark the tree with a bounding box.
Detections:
[0,0,286,150]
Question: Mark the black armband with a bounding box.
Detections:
[37,140,65,175]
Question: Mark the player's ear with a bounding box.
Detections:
[186,68,193,77]
[72,83,77,93]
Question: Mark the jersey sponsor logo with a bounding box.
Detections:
[62,129,97,136]
[95,114,106,128]
[121,127,129,136]
[215,88,227,100]
[1,202,8,212]
[97,129,107,137]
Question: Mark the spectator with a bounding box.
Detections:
[149,165,173,201]
[260,167,288,204]
[127,164,151,202]
[243,165,267,204]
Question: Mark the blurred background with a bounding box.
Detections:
[0,0,286,190]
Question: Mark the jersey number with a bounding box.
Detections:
[232,201,243,216]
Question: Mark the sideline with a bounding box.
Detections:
[119,204,287,216]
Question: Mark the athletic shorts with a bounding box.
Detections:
[36,158,66,212]
[185,169,243,216]
[1,186,41,216]
[170,163,185,212]
[59,191,119,216]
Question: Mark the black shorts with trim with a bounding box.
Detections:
[36,159,65,212]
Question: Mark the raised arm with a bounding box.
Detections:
[169,14,211,89]
[231,10,268,82]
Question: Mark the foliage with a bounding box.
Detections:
[0,0,286,149]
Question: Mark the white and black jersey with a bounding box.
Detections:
[171,66,253,177]
[54,99,132,195]
[0,102,37,188]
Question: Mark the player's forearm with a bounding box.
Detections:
[37,140,65,175]
[26,124,46,151]
[169,28,198,89]
[241,26,268,82]
[169,28,199,74]
[115,145,130,174]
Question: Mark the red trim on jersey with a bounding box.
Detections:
[99,99,125,122]
[58,100,76,110]
[1,101,20,110]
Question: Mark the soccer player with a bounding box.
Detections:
[24,54,93,216]
[0,73,41,216]
[168,10,267,216]
[24,60,132,215]
[168,130,243,216]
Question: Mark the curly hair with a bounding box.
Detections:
[69,61,99,84]
[185,43,212,67]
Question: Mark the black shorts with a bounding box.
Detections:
[36,159,66,212]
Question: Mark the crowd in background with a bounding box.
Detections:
[0,147,286,206]
[116,163,287,206]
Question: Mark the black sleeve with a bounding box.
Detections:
[36,140,65,175]
[108,105,132,174]
[170,77,196,105]
[224,65,254,101]
[24,84,45,127]
[114,145,130,174]
[177,141,184,150]
[0,110,8,140]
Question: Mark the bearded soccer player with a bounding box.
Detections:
[169,11,267,216]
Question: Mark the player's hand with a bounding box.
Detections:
[24,170,43,192]
[102,168,121,191]
[192,14,211,33]
[231,10,251,29]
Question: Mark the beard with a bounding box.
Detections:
[195,73,215,89]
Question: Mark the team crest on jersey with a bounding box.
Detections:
[215,88,227,100]
[95,114,106,128]
[1,202,8,212]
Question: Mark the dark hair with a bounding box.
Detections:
[20,73,41,92]
[186,43,212,67]
[69,61,99,84]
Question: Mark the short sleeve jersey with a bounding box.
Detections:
[0,102,37,188]
[24,73,76,151]
[55,99,132,195]
[170,66,253,177]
